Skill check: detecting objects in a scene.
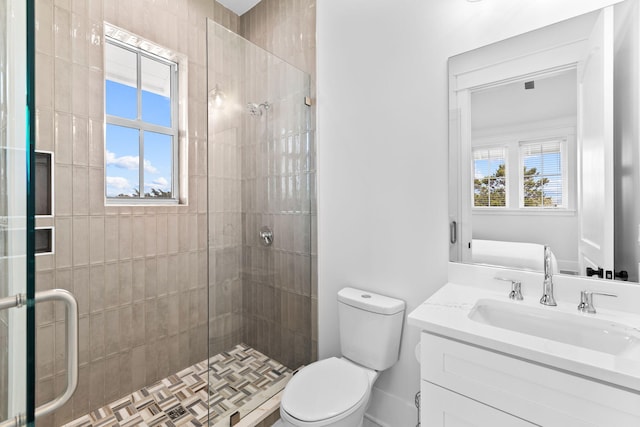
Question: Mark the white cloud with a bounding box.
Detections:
[143,160,158,174]
[144,176,170,194]
[106,151,137,170]
[152,177,169,187]
[106,151,158,174]
[106,176,131,190]
[106,176,136,197]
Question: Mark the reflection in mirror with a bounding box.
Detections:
[470,70,577,273]
[449,0,640,283]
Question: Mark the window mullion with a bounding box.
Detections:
[137,50,144,198]
[172,64,178,198]
[106,115,175,135]
[140,130,145,198]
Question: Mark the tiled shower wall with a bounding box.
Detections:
[240,0,317,86]
[239,46,312,370]
[207,22,244,355]
[206,0,317,370]
[33,1,238,426]
[239,0,318,364]
[206,22,314,370]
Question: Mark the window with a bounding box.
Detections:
[105,37,178,201]
[520,139,565,208]
[473,147,506,207]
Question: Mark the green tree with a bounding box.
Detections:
[117,188,140,198]
[116,187,171,198]
[523,166,554,207]
[145,188,172,198]
[474,163,506,207]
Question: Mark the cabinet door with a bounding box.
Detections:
[421,333,640,426]
[422,381,536,427]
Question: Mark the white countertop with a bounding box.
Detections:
[408,278,640,392]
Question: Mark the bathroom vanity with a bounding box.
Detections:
[408,263,640,426]
[419,2,640,424]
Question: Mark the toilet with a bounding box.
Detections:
[277,287,405,427]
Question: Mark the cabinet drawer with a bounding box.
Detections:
[422,381,536,427]
[421,332,640,427]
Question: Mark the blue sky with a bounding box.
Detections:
[105,80,173,197]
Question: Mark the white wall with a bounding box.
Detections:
[316,1,623,425]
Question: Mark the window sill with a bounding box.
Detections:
[105,198,180,206]
[472,208,576,216]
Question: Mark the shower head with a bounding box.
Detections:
[247,103,262,117]
[247,101,271,117]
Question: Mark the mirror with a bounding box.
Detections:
[449,0,640,283]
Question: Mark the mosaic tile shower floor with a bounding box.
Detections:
[64,344,292,427]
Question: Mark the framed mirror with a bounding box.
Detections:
[449,0,640,282]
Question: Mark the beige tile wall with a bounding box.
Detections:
[206,0,318,371]
[239,0,317,364]
[240,0,316,86]
[34,1,238,425]
[207,21,244,355]
[239,44,313,369]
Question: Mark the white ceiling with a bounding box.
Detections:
[471,70,577,132]
[217,0,262,16]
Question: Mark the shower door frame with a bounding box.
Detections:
[0,0,35,425]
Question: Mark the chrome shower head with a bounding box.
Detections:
[247,101,271,117]
[247,102,262,117]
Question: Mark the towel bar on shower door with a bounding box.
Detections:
[0,289,79,427]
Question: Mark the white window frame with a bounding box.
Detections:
[471,126,576,215]
[471,145,509,209]
[104,23,187,205]
[518,137,568,209]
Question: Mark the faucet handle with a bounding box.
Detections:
[577,290,617,314]
[495,277,523,301]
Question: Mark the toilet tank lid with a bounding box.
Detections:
[338,287,405,315]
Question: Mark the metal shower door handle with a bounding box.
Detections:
[0,289,78,427]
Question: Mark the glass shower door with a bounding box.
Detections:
[206,19,312,426]
[0,0,31,425]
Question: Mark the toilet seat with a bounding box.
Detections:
[281,357,371,423]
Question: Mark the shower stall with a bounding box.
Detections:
[2,4,314,426]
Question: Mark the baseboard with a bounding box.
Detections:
[365,386,417,427]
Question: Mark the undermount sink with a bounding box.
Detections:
[468,299,640,358]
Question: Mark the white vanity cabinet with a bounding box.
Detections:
[420,333,640,427]
[421,381,536,426]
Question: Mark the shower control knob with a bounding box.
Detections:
[259,226,274,247]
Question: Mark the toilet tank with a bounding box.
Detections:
[337,287,405,371]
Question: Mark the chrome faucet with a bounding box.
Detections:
[577,290,617,314]
[540,245,557,306]
[495,277,523,300]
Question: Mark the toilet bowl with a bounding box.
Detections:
[279,357,378,427]
[277,288,405,427]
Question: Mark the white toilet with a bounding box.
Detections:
[277,287,405,427]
